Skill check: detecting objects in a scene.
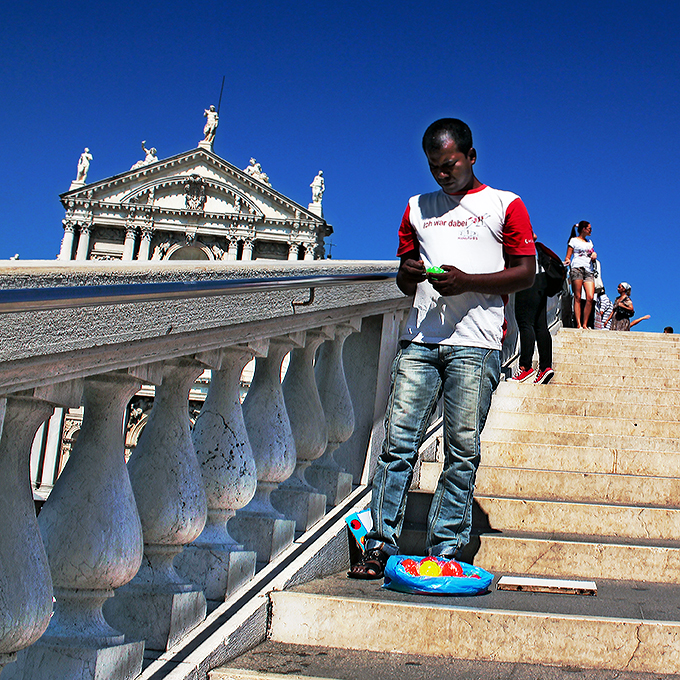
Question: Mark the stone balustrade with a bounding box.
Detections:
[0,259,409,680]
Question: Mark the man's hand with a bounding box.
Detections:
[396,256,426,295]
[401,258,427,281]
[427,265,470,296]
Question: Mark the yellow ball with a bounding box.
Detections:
[419,558,442,576]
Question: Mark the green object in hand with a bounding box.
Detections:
[426,266,445,274]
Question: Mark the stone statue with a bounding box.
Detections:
[76,148,93,183]
[310,170,325,204]
[131,141,158,170]
[203,105,219,143]
[243,158,272,187]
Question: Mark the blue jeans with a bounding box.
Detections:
[365,342,500,558]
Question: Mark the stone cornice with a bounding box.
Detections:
[60,147,326,226]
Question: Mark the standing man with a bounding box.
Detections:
[348,118,536,579]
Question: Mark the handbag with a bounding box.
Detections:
[593,260,605,295]
[617,296,634,318]
[536,242,566,297]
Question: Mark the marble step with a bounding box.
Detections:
[473,495,680,542]
[495,380,680,409]
[481,425,680,453]
[267,574,680,674]
[492,393,679,422]
[553,349,680,366]
[212,640,669,680]
[553,339,680,359]
[403,489,680,542]
[479,440,680,477]
[484,409,680,439]
[419,463,680,508]
[549,370,680,390]
[555,327,680,348]
[396,528,680,584]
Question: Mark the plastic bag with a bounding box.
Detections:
[383,555,493,596]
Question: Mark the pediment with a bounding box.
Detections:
[60,148,325,226]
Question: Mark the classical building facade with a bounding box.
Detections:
[58,143,332,263]
[33,121,333,504]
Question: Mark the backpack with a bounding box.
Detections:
[536,242,567,297]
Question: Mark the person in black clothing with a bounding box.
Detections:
[511,232,554,385]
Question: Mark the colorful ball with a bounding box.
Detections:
[418,557,442,576]
[401,558,419,576]
[441,560,464,577]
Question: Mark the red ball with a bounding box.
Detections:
[441,560,464,577]
[401,558,419,576]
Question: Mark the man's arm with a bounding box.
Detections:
[428,254,535,297]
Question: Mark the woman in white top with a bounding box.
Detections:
[564,221,597,329]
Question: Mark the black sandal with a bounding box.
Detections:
[347,548,389,580]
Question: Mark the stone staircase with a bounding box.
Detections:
[213,328,680,678]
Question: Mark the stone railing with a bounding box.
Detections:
[0,259,410,680]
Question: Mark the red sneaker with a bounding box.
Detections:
[510,367,536,383]
[534,367,555,385]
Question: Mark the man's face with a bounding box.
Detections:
[425,137,476,194]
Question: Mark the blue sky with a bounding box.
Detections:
[2,0,678,331]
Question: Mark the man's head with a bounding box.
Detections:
[422,119,473,155]
[422,119,477,194]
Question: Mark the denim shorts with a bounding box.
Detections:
[570,266,594,283]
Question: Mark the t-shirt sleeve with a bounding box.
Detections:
[396,203,418,256]
[503,197,536,256]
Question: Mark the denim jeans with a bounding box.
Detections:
[365,341,500,558]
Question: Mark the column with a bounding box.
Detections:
[303,243,315,260]
[58,222,76,261]
[122,226,138,261]
[30,408,65,500]
[307,321,360,506]
[226,238,238,261]
[75,224,91,261]
[271,328,332,533]
[137,227,154,261]
[0,396,53,677]
[104,360,208,652]
[287,242,298,261]
[242,237,254,261]
[11,370,155,680]
[176,343,265,603]
[228,335,302,563]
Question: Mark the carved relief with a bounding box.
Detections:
[184,174,206,211]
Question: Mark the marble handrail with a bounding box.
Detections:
[0,259,408,680]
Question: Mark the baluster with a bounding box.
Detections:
[176,343,265,603]
[271,328,332,533]
[7,369,157,680]
[307,321,361,506]
[228,334,303,563]
[0,388,71,677]
[104,359,208,652]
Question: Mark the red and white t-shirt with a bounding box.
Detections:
[397,184,535,350]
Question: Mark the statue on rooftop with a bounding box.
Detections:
[203,105,219,143]
[75,148,93,183]
[310,170,325,204]
[131,141,158,171]
[243,157,272,187]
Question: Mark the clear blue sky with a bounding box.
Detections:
[2,0,678,332]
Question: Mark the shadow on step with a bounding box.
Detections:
[398,490,500,562]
